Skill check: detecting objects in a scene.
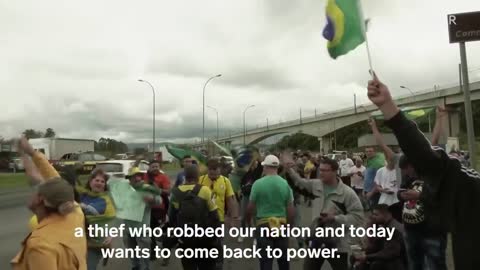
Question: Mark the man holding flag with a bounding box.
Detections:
[367,74,480,270]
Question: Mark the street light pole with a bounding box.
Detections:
[138,79,156,154]
[207,105,219,141]
[460,42,476,169]
[400,85,415,97]
[243,105,255,145]
[354,93,357,114]
[203,74,222,144]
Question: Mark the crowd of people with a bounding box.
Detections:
[9,75,480,270]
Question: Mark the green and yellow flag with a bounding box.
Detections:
[165,144,208,174]
[371,106,435,120]
[323,0,365,59]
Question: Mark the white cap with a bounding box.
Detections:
[261,155,280,167]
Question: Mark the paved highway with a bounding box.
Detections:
[0,198,312,269]
[0,172,454,269]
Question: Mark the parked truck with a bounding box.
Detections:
[28,138,95,163]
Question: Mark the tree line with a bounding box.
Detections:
[95,137,128,153]
[22,128,56,139]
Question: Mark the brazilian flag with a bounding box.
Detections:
[229,145,261,195]
[323,0,365,59]
[165,144,208,174]
[210,140,232,156]
[371,106,435,120]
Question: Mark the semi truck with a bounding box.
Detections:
[28,138,95,163]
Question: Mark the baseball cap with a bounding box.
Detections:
[127,167,143,177]
[261,155,280,167]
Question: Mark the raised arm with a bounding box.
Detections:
[368,118,394,163]
[280,153,315,193]
[286,168,315,193]
[21,154,44,186]
[431,105,447,146]
[367,74,446,177]
[18,137,60,183]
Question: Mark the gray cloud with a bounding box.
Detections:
[1,0,480,145]
[221,63,300,90]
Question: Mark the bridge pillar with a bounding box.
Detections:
[447,108,461,137]
[318,137,323,154]
[320,136,332,154]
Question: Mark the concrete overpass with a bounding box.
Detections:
[192,81,480,152]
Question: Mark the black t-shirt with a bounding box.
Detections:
[401,177,444,236]
[402,180,426,228]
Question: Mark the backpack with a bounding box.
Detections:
[172,184,209,228]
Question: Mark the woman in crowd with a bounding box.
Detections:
[78,169,116,270]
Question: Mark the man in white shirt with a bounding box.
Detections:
[349,159,366,197]
[370,162,399,206]
[339,152,354,186]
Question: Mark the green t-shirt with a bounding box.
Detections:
[249,175,293,219]
[367,153,385,169]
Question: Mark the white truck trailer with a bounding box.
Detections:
[28,138,95,162]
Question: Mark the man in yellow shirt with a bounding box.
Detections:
[302,153,316,207]
[302,153,315,179]
[199,159,240,225]
[199,158,240,270]
[11,137,87,270]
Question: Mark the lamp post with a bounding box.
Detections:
[207,105,219,141]
[202,74,222,144]
[400,85,415,96]
[138,79,156,154]
[243,105,255,145]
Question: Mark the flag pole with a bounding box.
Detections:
[356,0,374,77]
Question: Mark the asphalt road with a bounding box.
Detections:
[0,201,317,270]
[0,170,319,270]
[0,204,31,268]
[0,172,454,270]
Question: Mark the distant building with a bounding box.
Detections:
[156,144,175,162]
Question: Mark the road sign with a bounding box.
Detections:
[448,11,480,43]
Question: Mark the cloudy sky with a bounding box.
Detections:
[1,0,480,144]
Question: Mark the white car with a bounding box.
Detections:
[95,160,149,178]
[9,158,24,171]
[326,153,343,161]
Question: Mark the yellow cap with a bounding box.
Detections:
[127,167,142,177]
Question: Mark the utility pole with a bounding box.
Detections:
[460,43,476,169]
[459,63,463,92]
[138,79,156,156]
[354,93,357,114]
[300,108,302,124]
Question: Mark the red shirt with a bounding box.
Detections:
[144,172,171,209]
[149,173,171,190]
